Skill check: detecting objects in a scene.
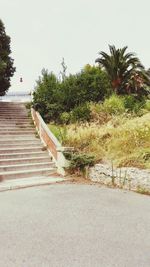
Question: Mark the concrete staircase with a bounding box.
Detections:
[0,102,57,181]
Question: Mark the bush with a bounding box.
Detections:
[33,65,111,123]
[123,95,145,113]
[60,112,71,124]
[70,104,91,123]
[68,153,95,174]
[102,94,126,114]
[89,102,112,124]
[144,99,150,111]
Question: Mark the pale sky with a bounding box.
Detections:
[1,0,150,93]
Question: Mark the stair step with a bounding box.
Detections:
[0,136,38,141]
[0,156,52,165]
[0,168,56,180]
[0,135,38,140]
[0,131,35,135]
[0,116,29,119]
[0,128,34,131]
[0,139,41,145]
[0,162,55,172]
[0,117,30,120]
[0,143,42,148]
[0,126,32,130]
[0,121,31,124]
[0,151,47,159]
[0,112,27,115]
[0,147,45,154]
[0,138,40,144]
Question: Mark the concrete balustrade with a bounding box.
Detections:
[31,108,73,175]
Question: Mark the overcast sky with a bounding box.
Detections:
[1,0,150,93]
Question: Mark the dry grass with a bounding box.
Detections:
[62,113,150,169]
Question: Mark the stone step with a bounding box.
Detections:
[0,120,31,124]
[0,136,38,141]
[0,143,42,148]
[0,119,31,123]
[0,127,34,131]
[0,111,27,114]
[0,115,29,118]
[0,131,35,135]
[0,116,30,122]
[0,168,56,180]
[0,151,47,159]
[0,156,52,165]
[0,139,41,145]
[0,162,55,172]
[0,147,45,154]
[0,108,26,111]
[0,124,32,127]
[0,107,25,110]
[0,115,28,118]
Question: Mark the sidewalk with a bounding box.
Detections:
[0,176,68,192]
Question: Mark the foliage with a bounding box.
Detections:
[90,94,147,117]
[62,113,150,169]
[144,99,150,111]
[33,65,111,122]
[70,103,91,123]
[33,69,63,122]
[68,153,95,174]
[102,94,126,114]
[60,104,91,124]
[95,45,149,95]
[48,124,67,144]
[60,112,71,124]
[0,19,15,96]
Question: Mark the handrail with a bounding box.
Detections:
[31,108,73,175]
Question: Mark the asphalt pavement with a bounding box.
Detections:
[0,184,150,267]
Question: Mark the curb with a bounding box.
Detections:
[0,177,68,192]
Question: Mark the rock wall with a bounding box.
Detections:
[89,163,150,193]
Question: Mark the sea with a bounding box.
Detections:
[0,91,32,102]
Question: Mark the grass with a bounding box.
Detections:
[48,112,150,169]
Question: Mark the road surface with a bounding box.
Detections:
[0,184,150,267]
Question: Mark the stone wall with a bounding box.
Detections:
[89,163,150,193]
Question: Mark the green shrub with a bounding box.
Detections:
[70,104,91,123]
[123,95,137,111]
[123,95,145,114]
[102,94,125,114]
[60,112,71,124]
[33,65,111,123]
[68,153,95,174]
[144,99,150,111]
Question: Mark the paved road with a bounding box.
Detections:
[0,184,150,267]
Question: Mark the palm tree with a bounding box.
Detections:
[95,45,145,94]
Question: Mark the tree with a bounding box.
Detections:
[95,45,148,94]
[59,57,67,82]
[0,19,15,96]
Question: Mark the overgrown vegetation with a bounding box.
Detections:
[33,65,111,122]
[49,95,150,169]
[33,46,150,171]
